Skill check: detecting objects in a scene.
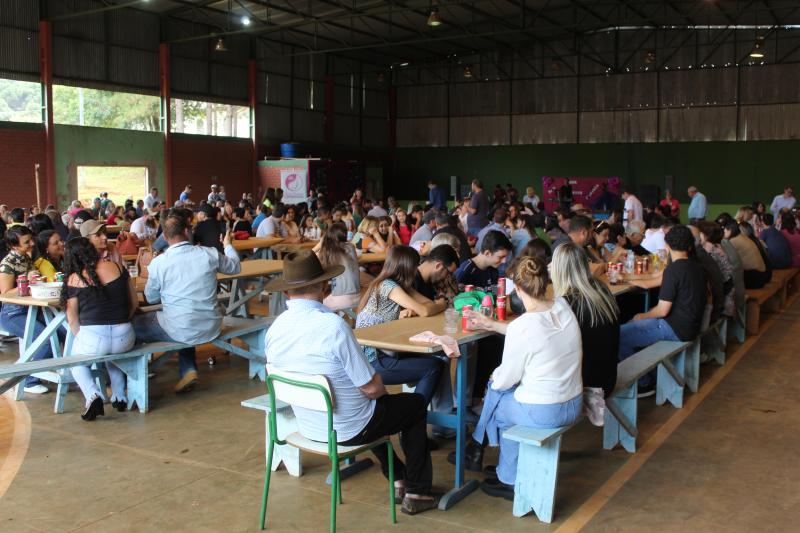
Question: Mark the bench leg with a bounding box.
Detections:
[114,357,149,413]
[656,349,685,408]
[603,385,638,453]
[267,410,302,477]
[704,321,727,366]
[54,380,69,414]
[728,315,745,344]
[512,437,562,523]
[745,300,760,336]
[684,341,701,393]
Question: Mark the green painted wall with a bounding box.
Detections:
[392,141,799,208]
[54,125,165,207]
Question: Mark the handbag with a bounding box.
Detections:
[116,231,141,256]
[136,246,156,278]
[452,289,494,313]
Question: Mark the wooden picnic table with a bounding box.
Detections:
[231,237,285,253]
[104,224,122,233]
[358,252,386,264]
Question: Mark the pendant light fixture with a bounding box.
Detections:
[749,36,765,58]
[427,1,442,27]
[463,65,473,79]
[214,37,228,52]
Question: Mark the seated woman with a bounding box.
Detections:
[0,226,65,394]
[780,213,800,267]
[34,229,64,281]
[587,220,611,263]
[231,207,253,235]
[281,205,303,243]
[454,255,582,500]
[62,238,138,420]
[355,246,447,405]
[377,216,401,248]
[351,216,388,253]
[697,221,736,317]
[393,208,414,246]
[81,220,125,268]
[725,221,770,288]
[300,214,322,241]
[552,242,620,399]
[317,223,361,310]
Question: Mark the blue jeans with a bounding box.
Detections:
[473,385,582,485]
[619,318,680,388]
[372,353,443,403]
[132,313,197,377]
[1,305,65,386]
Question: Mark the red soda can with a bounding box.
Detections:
[461,305,473,332]
[464,284,474,293]
[17,274,30,296]
[497,277,506,296]
[496,296,507,321]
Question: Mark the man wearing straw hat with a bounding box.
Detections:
[264,250,439,515]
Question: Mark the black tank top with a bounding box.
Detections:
[67,266,131,326]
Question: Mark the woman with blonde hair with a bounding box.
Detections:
[551,242,620,397]
[453,255,583,500]
[351,215,387,252]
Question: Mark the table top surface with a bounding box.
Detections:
[354,314,498,353]
[358,252,386,264]
[270,241,319,253]
[104,225,122,233]
[231,237,285,251]
[0,290,59,308]
[218,259,284,280]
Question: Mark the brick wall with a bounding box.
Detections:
[0,124,47,208]
[171,134,254,205]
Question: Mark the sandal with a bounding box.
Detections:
[401,494,440,515]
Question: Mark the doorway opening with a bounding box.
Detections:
[76,166,149,208]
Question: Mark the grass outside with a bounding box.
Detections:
[77,166,149,208]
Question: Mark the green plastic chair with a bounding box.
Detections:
[260,366,397,532]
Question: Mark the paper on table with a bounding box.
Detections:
[408,331,461,358]
[504,277,515,295]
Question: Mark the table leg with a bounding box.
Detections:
[438,341,480,510]
[15,306,40,400]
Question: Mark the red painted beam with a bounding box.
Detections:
[38,21,56,207]
[159,43,173,203]
[248,59,258,196]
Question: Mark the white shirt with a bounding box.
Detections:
[770,194,796,216]
[143,194,161,209]
[522,194,540,209]
[367,206,388,218]
[641,228,666,253]
[265,299,376,442]
[624,195,643,223]
[130,216,155,239]
[256,216,285,238]
[491,298,583,404]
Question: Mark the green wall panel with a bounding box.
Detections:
[392,141,799,207]
[54,125,165,207]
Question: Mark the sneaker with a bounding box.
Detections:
[174,370,198,393]
[637,385,655,399]
[24,384,50,395]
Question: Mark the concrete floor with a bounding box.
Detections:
[1,301,799,532]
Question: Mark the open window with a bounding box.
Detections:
[76,166,150,207]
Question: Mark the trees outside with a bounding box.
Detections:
[53,85,160,130]
[0,79,41,123]
[171,98,248,138]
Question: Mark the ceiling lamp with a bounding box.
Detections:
[241,16,251,26]
[427,0,442,27]
[749,37,765,58]
[377,72,385,83]
[645,50,656,64]
[214,37,228,52]
[463,65,473,79]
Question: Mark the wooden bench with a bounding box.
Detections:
[242,394,302,477]
[770,268,799,308]
[0,316,272,414]
[745,281,783,335]
[604,340,690,452]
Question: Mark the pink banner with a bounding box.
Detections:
[542,176,621,213]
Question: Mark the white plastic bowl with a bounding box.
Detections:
[29,281,63,300]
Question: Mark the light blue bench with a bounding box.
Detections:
[242,394,302,477]
[603,340,690,453]
[0,316,272,413]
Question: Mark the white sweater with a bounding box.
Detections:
[491,297,583,405]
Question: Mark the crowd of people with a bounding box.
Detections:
[1,178,798,513]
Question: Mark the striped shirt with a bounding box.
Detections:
[265,299,376,442]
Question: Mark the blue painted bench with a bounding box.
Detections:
[242,394,302,477]
[0,316,272,413]
[603,340,690,453]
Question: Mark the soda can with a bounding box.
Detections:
[497,277,506,296]
[496,296,507,321]
[461,305,473,332]
[464,284,474,293]
[55,272,65,283]
[17,274,30,297]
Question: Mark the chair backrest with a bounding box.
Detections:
[266,364,333,413]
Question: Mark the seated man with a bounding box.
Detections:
[414,244,460,300]
[256,205,287,238]
[455,230,513,292]
[759,213,792,270]
[619,225,707,395]
[552,214,607,276]
[265,251,437,515]
[134,210,241,392]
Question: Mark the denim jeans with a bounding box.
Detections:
[0,305,65,386]
[70,323,135,405]
[472,385,582,485]
[131,313,197,377]
[618,318,680,388]
[372,353,443,403]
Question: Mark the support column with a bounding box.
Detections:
[324,75,334,145]
[38,20,56,207]
[388,85,397,149]
[248,59,259,194]
[159,43,173,203]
